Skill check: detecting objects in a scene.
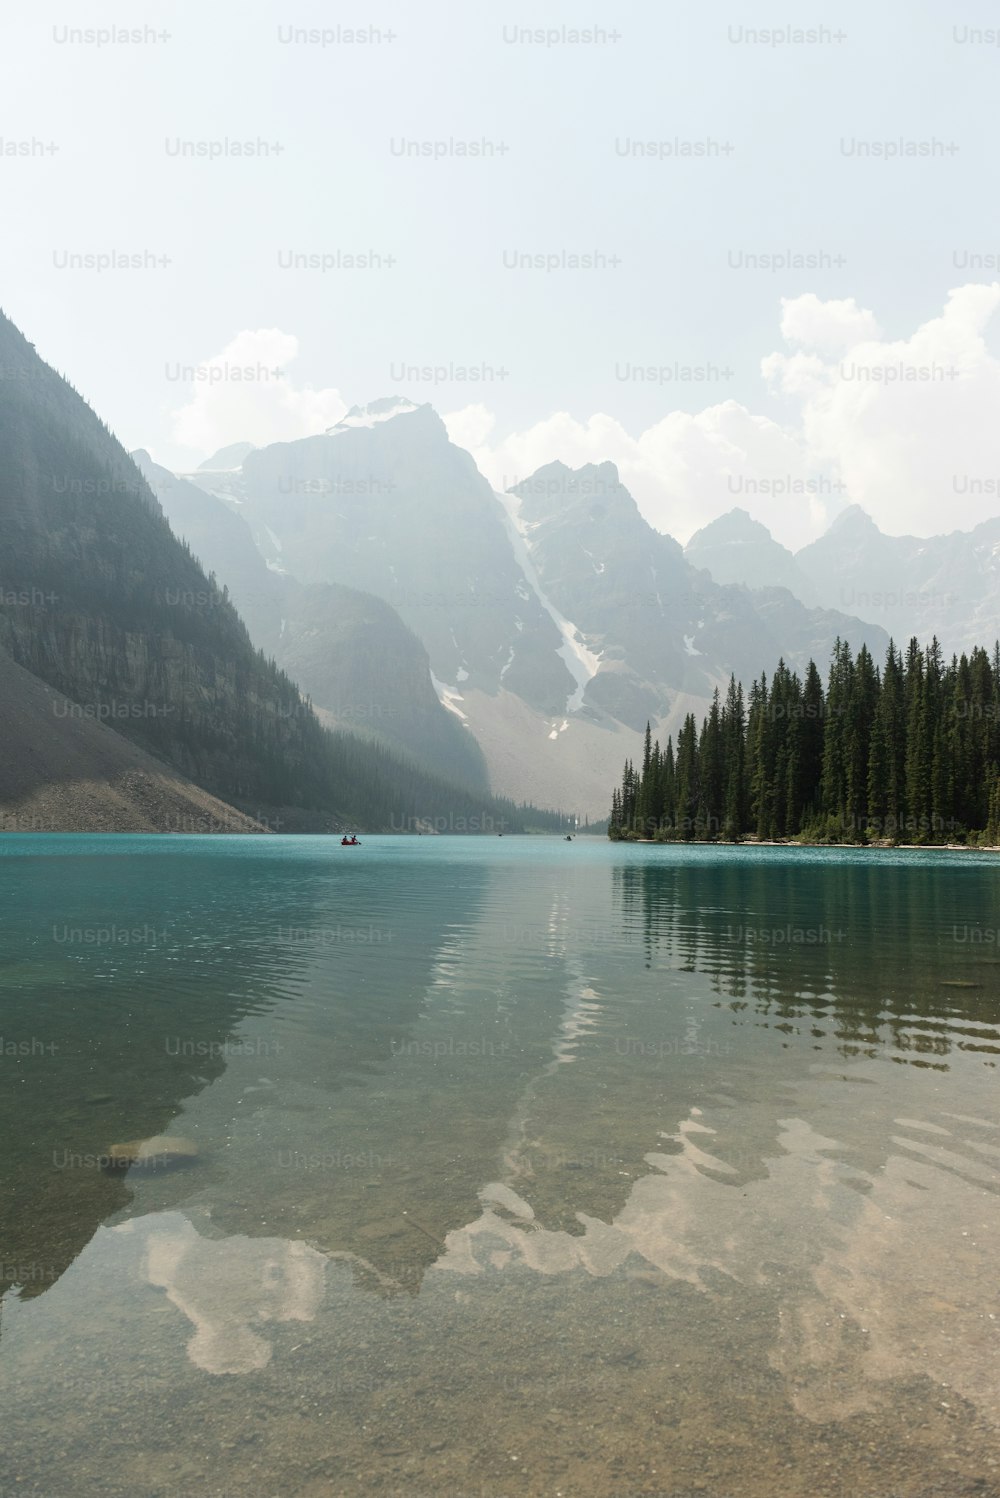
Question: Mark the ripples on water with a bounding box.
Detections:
[0,836,998,1497]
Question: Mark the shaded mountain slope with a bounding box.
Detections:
[137,451,488,790]
[0,645,263,832]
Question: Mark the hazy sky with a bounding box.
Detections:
[4,0,1000,547]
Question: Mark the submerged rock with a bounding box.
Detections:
[479,1182,535,1220]
[107,1135,199,1170]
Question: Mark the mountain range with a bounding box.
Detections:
[685,504,1000,660]
[4,304,998,831]
[163,399,888,817]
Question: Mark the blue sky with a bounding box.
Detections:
[3,0,1000,545]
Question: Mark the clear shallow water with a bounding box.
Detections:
[0,835,998,1498]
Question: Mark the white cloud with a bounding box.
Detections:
[169,329,347,462]
[442,402,496,452]
[777,293,882,355]
[766,283,1000,538]
[447,285,1000,549]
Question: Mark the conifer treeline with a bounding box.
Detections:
[609,639,1000,845]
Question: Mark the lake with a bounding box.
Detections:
[0,835,998,1498]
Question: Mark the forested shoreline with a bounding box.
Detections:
[609,639,1000,846]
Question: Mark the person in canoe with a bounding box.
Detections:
[341,834,361,846]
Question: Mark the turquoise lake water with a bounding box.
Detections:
[0,835,998,1497]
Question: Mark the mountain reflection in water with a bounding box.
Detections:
[1,837,998,1498]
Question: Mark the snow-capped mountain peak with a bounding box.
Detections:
[327,397,422,434]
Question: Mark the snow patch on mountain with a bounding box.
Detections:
[431,671,469,723]
[195,484,244,506]
[495,489,602,713]
[328,398,420,434]
[178,468,248,512]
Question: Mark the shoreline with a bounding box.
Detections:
[622,837,1000,852]
[0,828,995,850]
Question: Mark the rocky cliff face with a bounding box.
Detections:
[685,508,818,604]
[506,461,888,725]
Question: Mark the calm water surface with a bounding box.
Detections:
[0,835,998,1498]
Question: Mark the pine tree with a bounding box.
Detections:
[698,690,724,839]
[674,715,699,841]
[799,660,825,829]
[660,736,676,837]
[821,639,853,837]
[722,675,746,839]
[846,644,879,837]
[926,638,948,838]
